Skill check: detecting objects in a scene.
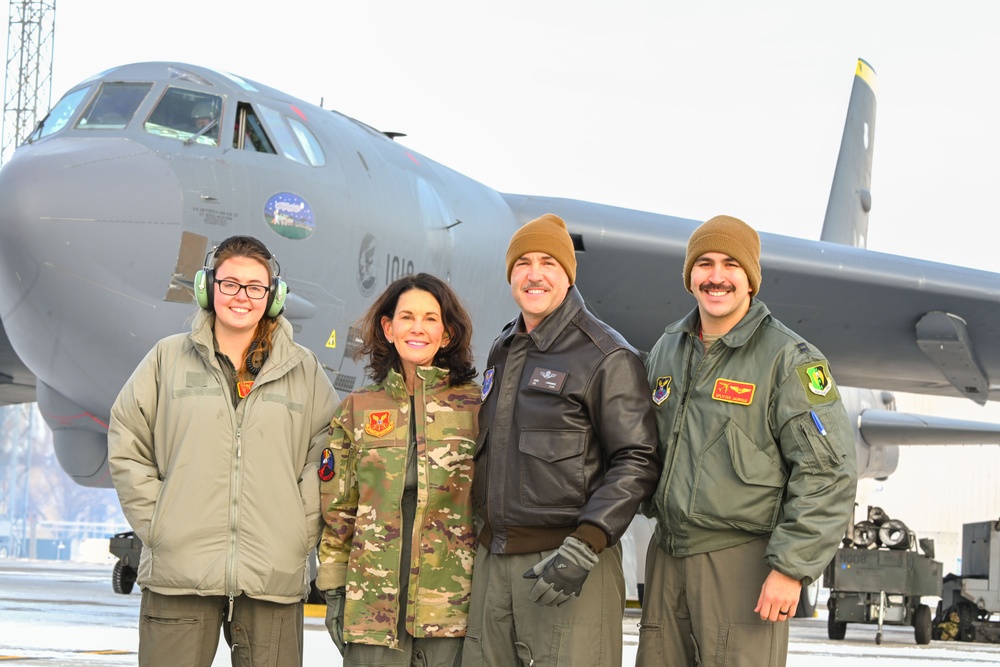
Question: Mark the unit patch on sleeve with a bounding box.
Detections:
[481,367,495,403]
[652,376,672,405]
[712,378,755,405]
[318,447,335,481]
[795,362,840,405]
[364,410,395,438]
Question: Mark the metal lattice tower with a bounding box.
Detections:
[1,0,55,166]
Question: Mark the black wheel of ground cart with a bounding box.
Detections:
[827,598,847,640]
[113,559,137,595]
[914,604,932,645]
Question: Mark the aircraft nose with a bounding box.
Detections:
[0,137,185,413]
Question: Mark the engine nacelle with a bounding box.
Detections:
[840,387,900,480]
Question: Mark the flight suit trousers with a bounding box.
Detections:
[462,543,624,667]
[635,536,789,667]
[138,589,304,667]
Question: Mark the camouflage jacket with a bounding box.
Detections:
[317,366,480,648]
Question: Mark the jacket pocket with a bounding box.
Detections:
[792,406,848,474]
[690,420,786,532]
[518,429,587,508]
[427,411,476,476]
[330,430,353,493]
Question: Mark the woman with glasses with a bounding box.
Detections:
[108,235,338,667]
[317,273,480,666]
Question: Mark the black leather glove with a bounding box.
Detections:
[523,536,599,606]
[323,587,346,655]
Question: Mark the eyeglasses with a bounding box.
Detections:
[215,279,270,300]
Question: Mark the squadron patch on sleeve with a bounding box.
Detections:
[652,376,672,405]
[796,362,840,404]
[318,447,335,481]
[481,367,495,403]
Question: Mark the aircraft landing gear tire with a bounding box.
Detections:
[796,579,819,618]
[914,604,932,645]
[827,598,847,640]
[113,559,137,595]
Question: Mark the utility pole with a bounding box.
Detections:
[1,0,56,166]
[0,1,56,560]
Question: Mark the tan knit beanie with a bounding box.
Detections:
[505,214,577,284]
[683,215,761,296]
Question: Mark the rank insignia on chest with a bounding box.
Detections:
[712,378,755,405]
[364,410,395,437]
[318,447,335,481]
[652,376,672,405]
[482,367,495,403]
[237,380,253,398]
[527,367,568,393]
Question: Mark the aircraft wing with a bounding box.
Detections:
[859,410,1000,447]
[504,193,1000,404]
[0,316,36,406]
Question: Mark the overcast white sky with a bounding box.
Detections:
[5,0,1000,553]
[15,0,997,272]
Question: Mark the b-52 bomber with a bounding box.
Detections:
[0,58,999,499]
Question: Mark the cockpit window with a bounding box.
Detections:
[143,87,222,146]
[257,104,307,165]
[233,103,276,154]
[28,86,91,142]
[287,117,325,167]
[76,82,152,129]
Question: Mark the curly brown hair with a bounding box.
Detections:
[354,273,476,386]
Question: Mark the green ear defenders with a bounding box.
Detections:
[194,236,287,318]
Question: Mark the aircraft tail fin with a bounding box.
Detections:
[820,58,877,248]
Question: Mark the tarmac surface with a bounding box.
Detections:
[2,560,999,665]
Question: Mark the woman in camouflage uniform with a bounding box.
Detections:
[317,273,480,667]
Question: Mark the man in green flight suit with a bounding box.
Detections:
[638,215,858,667]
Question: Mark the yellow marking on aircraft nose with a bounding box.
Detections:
[326,330,337,348]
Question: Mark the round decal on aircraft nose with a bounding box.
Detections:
[265,192,315,240]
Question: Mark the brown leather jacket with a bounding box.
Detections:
[473,286,661,555]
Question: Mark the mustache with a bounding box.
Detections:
[699,282,734,293]
[523,281,547,290]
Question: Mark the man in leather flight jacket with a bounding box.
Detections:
[461,213,661,667]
